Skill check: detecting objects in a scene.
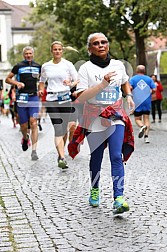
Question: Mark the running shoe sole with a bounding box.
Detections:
[113,205,129,215]
[89,200,99,207]
[144,138,150,144]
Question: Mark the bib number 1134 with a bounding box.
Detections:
[96,87,119,102]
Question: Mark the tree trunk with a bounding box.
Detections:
[135,30,147,70]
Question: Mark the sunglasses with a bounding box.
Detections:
[92,40,109,46]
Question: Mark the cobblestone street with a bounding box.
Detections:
[0,113,167,252]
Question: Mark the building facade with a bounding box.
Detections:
[0,1,33,90]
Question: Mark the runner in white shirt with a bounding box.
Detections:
[77,59,128,131]
[76,32,135,214]
[39,41,78,169]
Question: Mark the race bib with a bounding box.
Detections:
[96,86,119,104]
[16,93,29,103]
[57,92,71,103]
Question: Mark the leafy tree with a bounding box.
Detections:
[27,3,80,64]
[109,0,167,67]
[7,44,28,66]
[29,0,134,63]
[24,9,63,64]
[7,3,78,65]
[31,0,167,68]
[9,0,167,72]
[160,52,167,74]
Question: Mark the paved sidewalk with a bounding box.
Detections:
[0,113,167,252]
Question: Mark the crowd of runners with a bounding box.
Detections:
[0,32,164,215]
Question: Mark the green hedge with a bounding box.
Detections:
[162,97,167,110]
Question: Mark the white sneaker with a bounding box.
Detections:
[144,136,150,143]
[138,125,147,138]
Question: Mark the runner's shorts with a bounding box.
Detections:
[46,101,72,136]
[17,95,39,124]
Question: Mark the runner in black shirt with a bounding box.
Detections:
[5,46,41,160]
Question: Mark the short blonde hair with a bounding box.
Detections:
[50,41,79,53]
[50,41,63,51]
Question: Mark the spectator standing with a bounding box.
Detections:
[151,74,163,123]
[129,65,156,143]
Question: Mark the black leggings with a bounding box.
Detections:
[151,100,162,120]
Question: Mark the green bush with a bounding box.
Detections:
[162,97,167,110]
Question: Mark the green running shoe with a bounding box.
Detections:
[58,158,68,169]
[113,196,129,215]
[89,188,99,207]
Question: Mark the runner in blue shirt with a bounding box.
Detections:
[129,65,156,143]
